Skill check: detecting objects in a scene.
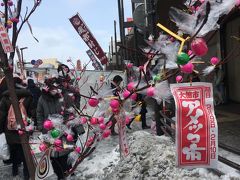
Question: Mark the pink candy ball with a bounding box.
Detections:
[88,136,94,144]
[99,123,106,130]
[67,134,74,142]
[54,139,62,147]
[88,97,99,107]
[18,130,24,135]
[210,57,220,65]
[90,117,98,125]
[181,63,194,74]
[236,0,240,6]
[39,143,47,152]
[131,93,137,101]
[188,50,193,56]
[123,90,131,99]
[147,87,155,97]
[98,117,104,124]
[75,147,81,153]
[127,63,133,68]
[138,66,144,71]
[76,77,81,81]
[112,108,120,114]
[80,117,87,124]
[107,121,112,127]
[43,120,53,130]
[125,117,131,124]
[102,130,111,138]
[176,75,183,83]
[127,82,135,91]
[55,147,63,152]
[191,38,208,57]
[110,99,120,109]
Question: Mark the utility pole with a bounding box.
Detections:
[118,0,126,62]
[114,20,120,68]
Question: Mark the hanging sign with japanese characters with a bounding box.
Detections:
[170,82,218,168]
[0,23,14,53]
[69,13,108,65]
[86,49,103,70]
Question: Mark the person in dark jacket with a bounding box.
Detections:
[0,80,33,179]
[37,77,72,180]
[110,75,123,135]
[27,79,41,126]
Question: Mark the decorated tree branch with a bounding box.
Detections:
[0,0,41,179]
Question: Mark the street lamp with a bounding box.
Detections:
[20,47,28,79]
[20,47,28,64]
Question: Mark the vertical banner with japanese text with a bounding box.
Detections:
[170,82,218,168]
[86,50,103,70]
[69,13,108,65]
[0,23,14,53]
[116,112,129,158]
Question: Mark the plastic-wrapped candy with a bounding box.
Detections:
[202,65,215,76]
[153,81,172,104]
[48,114,64,128]
[170,0,237,37]
[67,151,79,166]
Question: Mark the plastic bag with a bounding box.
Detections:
[0,133,10,160]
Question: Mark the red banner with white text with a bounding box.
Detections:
[69,13,108,65]
[170,82,218,168]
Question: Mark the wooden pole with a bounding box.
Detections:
[0,47,36,180]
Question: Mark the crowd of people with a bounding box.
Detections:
[0,66,152,179]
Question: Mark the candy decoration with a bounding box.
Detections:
[236,0,240,6]
[191,38,208,57]
[153,75,161,82]
[123,90,131,99]
[75,147,81,153]
[39,143,47,152]
[98,117,104,124]
[18,130,24,135]
[107,121,112,127]
[181,62,194,74]
[176,75,183,83]
[110,99,120,109]
[210,57,220,65]
[125,116,131,124]
[147,87,155,97]
[67,134,74,142]
[80,117,87,124]
[54,139,62,147]
[88,97,99,107]
[130,93,137,101]
[177,52,190,65]
[51,129,60,138]
[127,63,133,68]
[99,123,106,130]
[90,117,98,125]
[102,130,111,138]
[43,120,53,130]
[112,108,120,114]
[127,82,135,91]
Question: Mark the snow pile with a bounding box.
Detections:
[104,131,239,180]
[73,136,120,180]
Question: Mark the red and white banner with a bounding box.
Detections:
[116,113,129,157]
[170,82,218,168]
[69,13,108,65]
[0,23,14,53]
